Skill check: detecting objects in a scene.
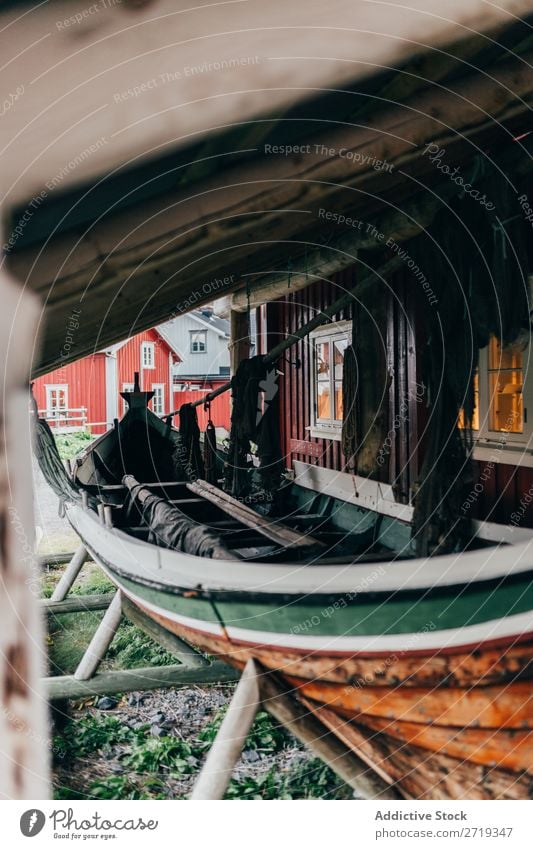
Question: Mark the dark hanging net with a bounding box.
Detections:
[33,416,81,505]
[203,417,218,485]
[175,402,205,482]
[223,355,284,505]
[408,169,531,556]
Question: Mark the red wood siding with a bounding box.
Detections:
[266,265,533,527]
[470,459,533,528]
[32,354,106,433]
[117,329,173,415]
[33,328,177,434]
[172,387,231,431]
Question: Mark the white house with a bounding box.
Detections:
[159,307,230,389]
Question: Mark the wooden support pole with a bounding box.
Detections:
[103,505,113,529]
[38,551,77,568]
[121,596,210,669]
[259,671,400,800]
[74,589,123,681]
[191,659,261,800]
[229,309,250,376]
[50,544,88,602]
[46,661,240,701]
[0,263,50,798]
[42,593,115,615]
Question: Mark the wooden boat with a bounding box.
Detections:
[58,385,533,800]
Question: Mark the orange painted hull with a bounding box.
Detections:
[138,603,533,799]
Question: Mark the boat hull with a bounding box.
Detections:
[66,504,533,800]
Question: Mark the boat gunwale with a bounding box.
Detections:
[67,502,533,597]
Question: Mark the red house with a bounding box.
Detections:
[32,328,180,434]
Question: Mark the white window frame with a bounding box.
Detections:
[141,341,155,369]
[471,338,533,461]
[152,383,165,416]
[121,382,134,415]
[308,320,351,441]
[45,384,68,419]
[190,329,207,354]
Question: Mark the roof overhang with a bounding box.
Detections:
[2,0,532,375]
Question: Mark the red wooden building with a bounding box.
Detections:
[32,328,180,434]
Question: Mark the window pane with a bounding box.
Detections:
[488,337,523,433]
[317,383,331,420]
[315,340,331,420]
[334,381,343,420]
[191,331,207,352]
[316,340,330,379]
[333,337,348,381]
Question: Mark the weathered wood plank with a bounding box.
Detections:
[42,593,115,615]
[46,661,240,701]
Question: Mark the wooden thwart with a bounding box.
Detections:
[187,479,323,549]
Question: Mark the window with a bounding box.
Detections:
[121,382,134,415]
[45,385,68,420]
[152,384,165,416]
[459,335,532,449]
[141,341,155,368]
[309,322,350,440]
[487,337,523,433]
[190,330,207,353]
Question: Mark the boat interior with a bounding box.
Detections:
[70,405,494,566]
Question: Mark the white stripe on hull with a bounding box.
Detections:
[108,566,533,656]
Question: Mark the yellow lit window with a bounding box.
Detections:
[488,337,523,434]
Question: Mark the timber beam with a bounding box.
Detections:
[9,52,533,375]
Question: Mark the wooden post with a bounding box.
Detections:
[229,309,250,376]
[259,671,400,800]
[0,264,50,798]
[50,544,88,602]
[191,659,261,800]
[74,589,123,681]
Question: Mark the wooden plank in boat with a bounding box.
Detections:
[187,479,324,549]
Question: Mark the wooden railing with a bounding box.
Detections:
[38,407,88,432]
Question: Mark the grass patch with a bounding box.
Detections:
[53,704,349,800]
[54,431,95,461]
[46,562,176,674]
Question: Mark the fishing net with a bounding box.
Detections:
[175,402,205,482]
[223,355,283,505]
[408,171,531,556]
[203,417,218,485]
[122,475,232,559]
[33,416,81,508]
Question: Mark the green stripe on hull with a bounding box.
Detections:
[110,568,533,638]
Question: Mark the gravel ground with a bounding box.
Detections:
[53,685,322,800]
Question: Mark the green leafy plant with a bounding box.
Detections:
[55,714,135,758]
[54,431,94,461]
[125,736,197,775]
